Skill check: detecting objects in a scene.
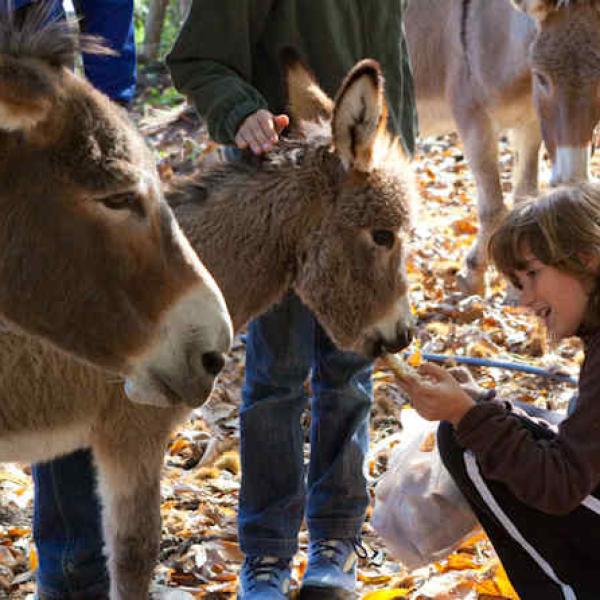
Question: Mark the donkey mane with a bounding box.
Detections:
[169,122,406,212]
[168,134,339,209]
[0,1,109,67]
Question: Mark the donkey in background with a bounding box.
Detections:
[406,0,600,294]
[0,5,232,407]
[0,55,417,599]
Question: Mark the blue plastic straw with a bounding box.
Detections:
[411,352,578,385]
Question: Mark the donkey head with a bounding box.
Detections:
[512,0,600,185]
[286,55,416,357]
[0,7,232,407]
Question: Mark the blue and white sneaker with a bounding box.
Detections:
[238,555,292,599]
[300,539,359,599]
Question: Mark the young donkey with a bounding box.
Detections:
[0,6,232,406]
[0,58,417,599]
[406,0,600,294]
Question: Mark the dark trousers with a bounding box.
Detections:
[438,406,600,600]
[239,292,372,557]
[13,0,136,104]
[33,450,108,599]
[73,0,137,104]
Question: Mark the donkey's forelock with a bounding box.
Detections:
[0,1,112,67]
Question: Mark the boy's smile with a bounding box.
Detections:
[515,255,592,340]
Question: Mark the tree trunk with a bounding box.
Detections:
[140,0,169,63]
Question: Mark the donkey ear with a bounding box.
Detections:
[332,59,387,172]
[0,56,55,131]
[510,0,558,22]
[282,47,334,125]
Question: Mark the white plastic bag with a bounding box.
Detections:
[372,409,479,570]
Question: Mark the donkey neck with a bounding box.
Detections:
[173,142,341,331]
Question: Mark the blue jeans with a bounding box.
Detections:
[239,292,372,557]
[13,0,136,104]
[33,450,108,599]
[73,0,137,104]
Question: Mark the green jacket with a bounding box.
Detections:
[167,0,417,154]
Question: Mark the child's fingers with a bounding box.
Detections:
[446,366,473,383]
[255,111,278,145]
[417,362,451,381]
[234,129,249,149]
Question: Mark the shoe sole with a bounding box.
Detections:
[299,586,356,599]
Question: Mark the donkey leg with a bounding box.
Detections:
[92,433,165,600]
[510,120,542,202]
[454,105,506,296]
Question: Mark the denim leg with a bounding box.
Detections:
[73,0,137,104]
[33,449,109,599]
[306,324,372,540]
[238,292,314,558]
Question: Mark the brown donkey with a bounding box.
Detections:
[0,7,232,405]
[0,58,416,599]
[406,0,600,294]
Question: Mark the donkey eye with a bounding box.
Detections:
[372,229,395,249]
[533,70,552,95]
[100,193,144,216]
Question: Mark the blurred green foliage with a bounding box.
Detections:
[134,0,187,61]
[132,0,188,107]
[146,85,184,106]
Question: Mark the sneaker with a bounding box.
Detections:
[238,555,292,599]
[300,539,358,599]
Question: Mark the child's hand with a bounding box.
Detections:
[447,366,485,400]
[396,362,476,426]
[235,110,290,154]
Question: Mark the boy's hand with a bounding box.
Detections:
[395,363,476,426]
[235,109,289,155]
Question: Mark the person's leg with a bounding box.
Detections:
[238,291,314,558]
[301,324,372,597]
[72,0,136,104]
[306,324,372,537]
[33,449,109,600]
[238,292,314,598]
[438,419,600,600]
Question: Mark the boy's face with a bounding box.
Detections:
[515,254,591,340]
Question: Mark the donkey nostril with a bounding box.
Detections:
[201,351,225,376]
